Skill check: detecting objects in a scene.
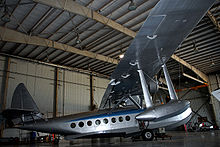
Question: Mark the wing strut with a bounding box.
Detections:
[128,95,142,109]
[137,69,153,109]
[162,64,178,100]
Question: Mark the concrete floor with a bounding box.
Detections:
[4,130,220,147]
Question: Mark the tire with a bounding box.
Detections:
[142,129,154,141]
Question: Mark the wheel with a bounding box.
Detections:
[142,129,154,141]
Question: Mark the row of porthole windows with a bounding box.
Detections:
[70,115,131,128]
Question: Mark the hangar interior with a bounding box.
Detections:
[0,0,220,145]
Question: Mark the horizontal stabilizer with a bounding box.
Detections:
[2,108,35,119]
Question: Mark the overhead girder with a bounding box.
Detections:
[33,0,209,83]
[0,26,119,65]
[34,0,136,38]
[207,10,220,32]
[171,54,208,82]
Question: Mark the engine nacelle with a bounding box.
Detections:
[149,81,159,94]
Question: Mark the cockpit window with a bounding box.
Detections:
[111,117,116,123]
[95,119,101,125]
[79,122,84,127]
[119,116,123,122]
[125,116,130,121]
[87,121,92,126]
[70,123,76,128]
[103,118,108,124]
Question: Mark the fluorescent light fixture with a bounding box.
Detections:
[182,73,206,84]
[119,54,124,59]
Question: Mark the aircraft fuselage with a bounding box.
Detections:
[18,100,191,140]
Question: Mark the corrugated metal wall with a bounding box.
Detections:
[0,56,6,109]
[208,74,220,127]
[0,55,109,137]
[62,70,90,115]
[177,87,214,126]
[93,76,109,107]
[7,58,54,118]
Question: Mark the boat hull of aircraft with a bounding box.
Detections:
[18,100,191,140]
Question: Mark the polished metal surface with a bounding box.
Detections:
[137,69,153,109]
[162,64,178,100]
[135,100,191,121]
[19,100,192,139]
[212,89,220,102]
[100,0,215,106]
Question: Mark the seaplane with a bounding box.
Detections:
[1,0,215,141]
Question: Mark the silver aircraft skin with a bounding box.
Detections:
[1,0,215,141]
[18,100,191,140]
[212,89,220,102]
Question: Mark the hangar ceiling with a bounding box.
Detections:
[0,0,219,82]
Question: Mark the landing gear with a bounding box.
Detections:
[142,129,154,141]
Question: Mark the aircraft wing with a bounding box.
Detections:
[99,0,215,109]
[212,89,220,102]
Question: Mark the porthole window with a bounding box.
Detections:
[87,121,92,126]
[70,123,76,128]
[119,116,123,122]
[79,122,84,127]
[111,117,116,123]
[103,118,108,124]
[125,116,130,121]
[95,119,101,125]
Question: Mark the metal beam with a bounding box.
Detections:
[90,74,95,111]
[34,0,136,38]
[0,52,109,79]
[183,73,206,84]
[53,67,59,118]
[0,57,11,137]
[171,54,208,82]
[0,26,119,65]
[207,10,220,32]
[33,0,208,83]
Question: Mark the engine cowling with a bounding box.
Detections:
[149,81,159,94]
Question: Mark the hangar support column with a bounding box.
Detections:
[0,57,11,137]
[90,74,95,111]
[208,74,220,127]
[53,67,59,118]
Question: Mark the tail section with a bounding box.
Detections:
[2,83,43,127]
[11,83,40,112]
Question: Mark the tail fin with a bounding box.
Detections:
[11,83,40,112]
[2,83,43,126]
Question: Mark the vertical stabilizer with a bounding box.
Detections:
[2,83,43,126]
[11,83,40,112]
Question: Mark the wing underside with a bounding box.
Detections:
[100,0,215,109]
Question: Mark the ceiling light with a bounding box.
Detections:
[76,37,81,44]
[210,57,215,67]
[119,54,124,59]
[76,33,81,44]
[211,61,215,66]
[128,0,136,11]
